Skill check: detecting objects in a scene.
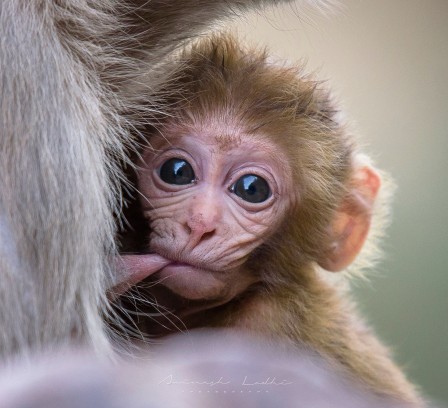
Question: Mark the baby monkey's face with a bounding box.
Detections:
[137,124,294,302]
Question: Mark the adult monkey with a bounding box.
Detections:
[0,332,413,408]
[0,0,301,362]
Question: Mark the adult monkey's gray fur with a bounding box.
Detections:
[0,0,299,362]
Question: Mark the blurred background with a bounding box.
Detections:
[228,0,448,405]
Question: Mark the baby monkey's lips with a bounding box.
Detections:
[164,259,215,272]
[157,259,225,283]
[150,245,225,273]
[168,260,194,268]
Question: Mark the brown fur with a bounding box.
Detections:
[119,34,422,405]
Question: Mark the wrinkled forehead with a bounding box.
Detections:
[148,120,270,153]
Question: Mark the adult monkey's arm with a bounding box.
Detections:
[122,0,294,56]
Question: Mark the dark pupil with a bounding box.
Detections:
[233,174,271,203]
[159,158,195,185]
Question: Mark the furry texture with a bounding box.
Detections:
[119,34,422,405]
[0,0,297,362]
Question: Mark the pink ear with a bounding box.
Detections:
[318,166,381,272]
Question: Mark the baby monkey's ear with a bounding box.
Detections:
[318,166,381,272]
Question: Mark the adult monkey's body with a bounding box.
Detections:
[0,0,294,361]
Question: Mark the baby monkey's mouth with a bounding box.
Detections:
[149,245,221,273]
[109,242,243,300]
[169,261,191,267]
[165,259,210,271]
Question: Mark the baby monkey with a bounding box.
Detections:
[116,35,422,405]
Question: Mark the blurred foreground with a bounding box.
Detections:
[0,330,415,408]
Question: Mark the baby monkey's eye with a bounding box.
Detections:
[230,174,271,204]
[159,158,195,185]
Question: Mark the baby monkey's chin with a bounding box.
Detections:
[155,262,237,301]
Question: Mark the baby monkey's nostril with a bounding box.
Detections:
[200,230,215,242]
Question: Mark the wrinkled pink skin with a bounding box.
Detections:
[123,122,295,303]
